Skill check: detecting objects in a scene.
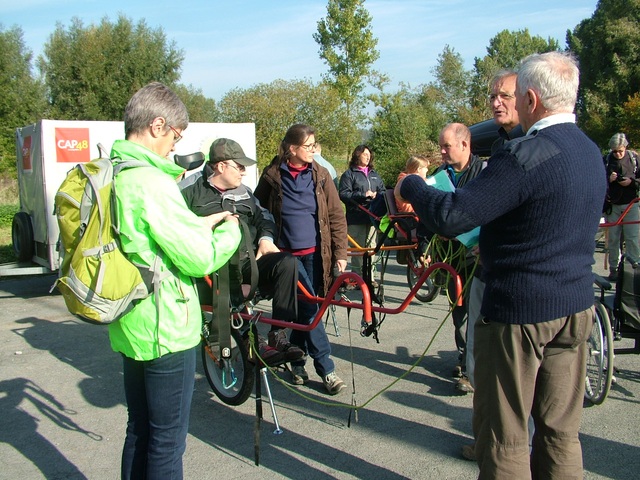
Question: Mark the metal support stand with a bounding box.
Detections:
[261,367,283,434]
[325,304,341,336]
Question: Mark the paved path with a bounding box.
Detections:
[0,250,638,479]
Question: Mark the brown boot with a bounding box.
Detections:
[268,329,304,362]
[244,334,285,367]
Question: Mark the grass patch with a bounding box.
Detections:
[0,176,19,204]
[0,203,19,227]
[0,177,19,264]
[0,244,14,263]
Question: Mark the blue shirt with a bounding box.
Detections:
[279,163,318,250]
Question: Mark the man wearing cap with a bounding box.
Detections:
[180,138,305,365]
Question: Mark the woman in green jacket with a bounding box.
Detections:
[110,83,240,480]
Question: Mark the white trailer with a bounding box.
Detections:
[3,119,257,276]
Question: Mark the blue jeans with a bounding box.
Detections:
[121,347,197,480]
[290,253,335,377]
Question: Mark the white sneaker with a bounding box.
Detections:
[323,371,346,395]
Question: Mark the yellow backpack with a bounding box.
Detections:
[53,154,155,324]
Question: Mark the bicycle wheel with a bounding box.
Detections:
[406,249,439,303]
[201,312,254,406]
[584,301,614,405]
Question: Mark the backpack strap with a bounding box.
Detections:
[210,217,258,359]
[77,161,116,295]
[631,150,639,175]
[213,261,232,359]
[237,218,259,301]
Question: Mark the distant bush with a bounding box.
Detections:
[0,204,18,227]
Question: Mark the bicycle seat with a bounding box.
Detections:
[174,151,205,171]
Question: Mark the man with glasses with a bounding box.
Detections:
[462,69,527,461]
[400,51,605,479]
[469,71,524,387]
[604,132,640,279]
[180,138,305,364]
[489,70,524,154]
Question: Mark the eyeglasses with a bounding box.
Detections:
[225,161,246,173]
[488,93,515,103]
[168,125,183,145]
[612,148,626,154]
[298,142,318,152]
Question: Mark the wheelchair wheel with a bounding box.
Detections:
[584,301,614,405]
[406,250,439,303]
[201,311,254,406]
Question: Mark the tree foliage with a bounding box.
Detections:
[568,0,640,146]
[38,15,184,121]
[218,79,348,170]
[368,84,445,186]
[620,92,640,145]
[0,25,46,176]
[0,8,613,188]
[173,84,220,123]
[430,45,473,123]
[314,0,379,151]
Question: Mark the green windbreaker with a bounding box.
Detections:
[108,140,241,360]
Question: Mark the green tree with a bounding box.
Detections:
[38,15,184,120]
[620,92,640,144]
[568,0,640,146]
[368,84,445,186]
[470,29,559,116]
[0,25,46,176]
[218,79,348,170]
[314,0,380,154]
[173,84,220,123]
[430,45,473,123]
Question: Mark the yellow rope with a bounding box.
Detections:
[242,238,479,412]
[424,236,478,303]
[246,275,466,411]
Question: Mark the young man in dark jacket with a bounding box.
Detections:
[429,122,484,393]
[180,138,304,366]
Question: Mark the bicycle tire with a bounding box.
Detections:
[406,250,439,303]
[201,312,254,406]
[584,301,614,405]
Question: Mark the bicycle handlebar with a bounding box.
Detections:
[203,261,462,332]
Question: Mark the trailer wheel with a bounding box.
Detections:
[12,212,34,262]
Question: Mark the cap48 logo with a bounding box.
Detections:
[58,138,88,151]
[55,128,91,163]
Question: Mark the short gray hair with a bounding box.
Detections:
[124,82,189,138]
[609,133,629,150]
[516,51,579,113]
[490,69,517,91]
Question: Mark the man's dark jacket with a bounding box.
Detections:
[179,163,276,263]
